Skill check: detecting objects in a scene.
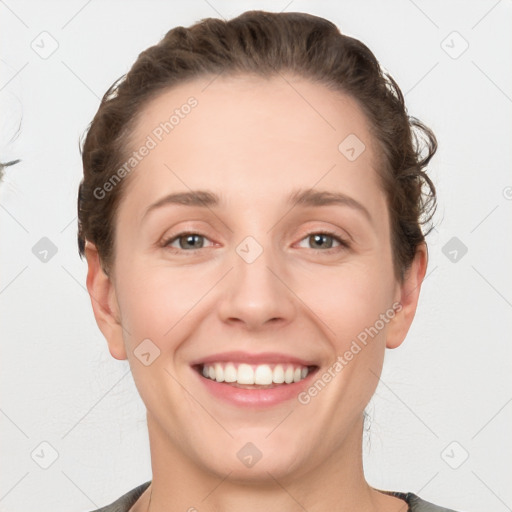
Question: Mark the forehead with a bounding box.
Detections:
[122,73,386,219]
[131,73,378,159]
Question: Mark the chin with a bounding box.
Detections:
[195,435,310,484]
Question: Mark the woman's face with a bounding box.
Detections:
[87,74,425,482]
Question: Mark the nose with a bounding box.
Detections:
[217,240,297,331]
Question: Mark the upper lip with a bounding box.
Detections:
[190,351,318,367]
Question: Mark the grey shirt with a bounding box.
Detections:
[88,482,461,511]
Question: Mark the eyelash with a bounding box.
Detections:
[160,230,350,255]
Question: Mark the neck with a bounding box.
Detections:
[141,412,393,512]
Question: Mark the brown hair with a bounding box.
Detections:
[78,10,437,281]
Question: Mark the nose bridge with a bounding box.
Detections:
[217,232,295,329]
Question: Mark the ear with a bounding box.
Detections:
[386,243,428,349]
[84,242,127,360]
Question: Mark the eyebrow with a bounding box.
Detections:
[142,188,372,223]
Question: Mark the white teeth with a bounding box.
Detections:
[237,364,254,384]
[200,362,310,385]
[214,363,224,382]
[273,364,285,384]
[224,363,237,383]
[254,364,273,385]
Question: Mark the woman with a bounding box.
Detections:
[78,10,458,512]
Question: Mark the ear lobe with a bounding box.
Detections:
[84,242,127,360]
[386,243,428,349]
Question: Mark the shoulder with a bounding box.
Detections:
[86,484,464,512]
[86,481,151,512]
[387,490,464,512]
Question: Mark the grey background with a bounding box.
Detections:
[0,0,511,511]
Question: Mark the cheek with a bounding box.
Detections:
[302,260,396,343]
[114,261,214,349]
[113,264,202,407]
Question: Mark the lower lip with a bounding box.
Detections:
[195,368,317,408]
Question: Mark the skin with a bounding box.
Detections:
[85,74,427,512]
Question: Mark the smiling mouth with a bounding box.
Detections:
[194,362,318,389]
